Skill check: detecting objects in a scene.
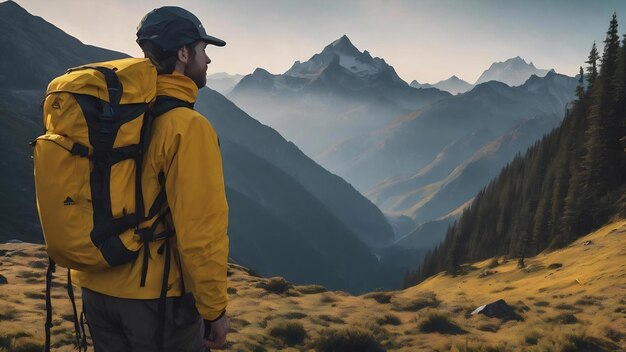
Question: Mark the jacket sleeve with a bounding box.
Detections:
[163,112,229,321]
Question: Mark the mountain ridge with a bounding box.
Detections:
[475,56,552,86]
[0,2,396,293]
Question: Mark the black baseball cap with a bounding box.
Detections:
[136,6,225,52]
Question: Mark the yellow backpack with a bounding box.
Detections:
[33,58,192,351]
[34,57,193,270]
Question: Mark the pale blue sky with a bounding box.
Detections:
[13,0,626,83]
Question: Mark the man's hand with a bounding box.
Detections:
[203,313,228,350]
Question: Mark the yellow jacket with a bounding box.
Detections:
[73,73,229,321]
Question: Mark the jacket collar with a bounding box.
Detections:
[156,72,198,103]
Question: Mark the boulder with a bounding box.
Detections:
[0,274,7,284]
[29,261,47,269]
[471,299,523,321]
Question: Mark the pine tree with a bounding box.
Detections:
[575,66,585,100]
[586,42,600,86]
[601,13,620,81]
[405,16,626,289]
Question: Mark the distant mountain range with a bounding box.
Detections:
[0,1,396,293]
[409,57,553,95]
[323,71,578,194]
[410,76,473,95]
[475,56,552,86]
[206,72,243,94]
[224,32,577,273]
[228,35,450,157]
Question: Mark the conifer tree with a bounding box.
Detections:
[586,42,600,86]
[601,13,620,80]
[575,66,585,100]
[404,16,626,289]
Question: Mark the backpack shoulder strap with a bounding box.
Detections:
[151,96,195,119]
[141,96,194,155]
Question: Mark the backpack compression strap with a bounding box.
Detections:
[137,96,194,352]
[136,96,194,286]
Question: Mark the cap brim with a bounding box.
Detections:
[202,34,226,47]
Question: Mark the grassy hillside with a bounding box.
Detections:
[1,220,624,351]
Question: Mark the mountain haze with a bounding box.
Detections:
[411,75,473,95]
[322,71,578,193]
[0,2,396,293]
[228,35,450,158]
[409,16,626,285]
[475,56,552,86]
[206,72,243,94]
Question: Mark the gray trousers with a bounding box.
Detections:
[82,288,205,352]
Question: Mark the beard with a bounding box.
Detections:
[184,58,207,88]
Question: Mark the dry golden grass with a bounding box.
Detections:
[1,220,625,351]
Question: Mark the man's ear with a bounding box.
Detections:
[177,46,189,64]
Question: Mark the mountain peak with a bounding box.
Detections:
[252,67,272,76]
[476,56,552,87]
[0,0,28,15]
[331,34,353,47]
[323,35,361,57]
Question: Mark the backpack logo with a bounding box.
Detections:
[63,197,75,206]
[51,97,61,110]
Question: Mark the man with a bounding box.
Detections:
[75,6,229,351]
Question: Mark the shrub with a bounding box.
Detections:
[560,334,606,352]
[605,326,624,342]
[452,341,507,352]
[16,270,42,279]
[23,292,45,300]
[230,318,250,328]
[268,320,306,346]
[574,295,600,306]
[320,294,337,304]
[11,341,44,352]
[393,293,440,312]
[257,277,293,295]
[316,328,381,352]
[28,261,47,269]
[296,284,327,294]
[0,334,43,352]
[547,263,563,269]
[554,303,578,311]
[548,313,578,324]
[477,323,499,332]
[318,315,345,324]
[540,331,608,352]
[61,313,76,323]
[523,330,542,345]
[0,308,17,321]
[363,292,392,304]
[376,314,401,326]
[418,312,465,335]
[282,312,307,320]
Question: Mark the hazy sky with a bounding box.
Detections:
[14,0,626,84]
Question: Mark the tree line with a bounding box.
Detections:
[404,14,626,287]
